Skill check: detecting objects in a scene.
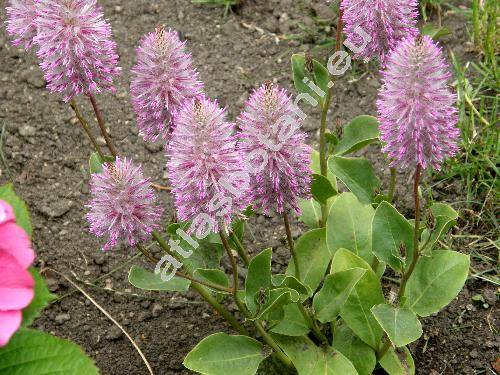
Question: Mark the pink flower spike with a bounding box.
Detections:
[5,0,39,50]
[131,26,203,142]
[377,35,459,170]
[86,157,164,251]
[167,96,248,233]
[34,0,121,102]
[341,0,419,63]
[237,82,312,215]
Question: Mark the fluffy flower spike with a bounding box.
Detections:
[341,0,419,63]
[131,26,203,142]
[377,35,459,170]
[238,82,312,215]
[86,157,163,251]
[34,0,121,102]
[5,0,38,50]
[167,96,247,233]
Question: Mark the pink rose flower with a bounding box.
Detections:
[0,199,35,347]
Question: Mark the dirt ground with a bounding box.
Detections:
[0,0,497,374]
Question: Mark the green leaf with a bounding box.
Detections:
[403,250,469,316]
[371,304,423,347]
[0,329,98,374]
[331,249,384,349]
[291,54,328,106]
[286,228,332,295]
[379,347,415,375]
[328,156,380,204]
[421,203,458,254]
[194,269,230,292]
[270,304,310,336]
[311,150,337,187]
[271,274,311,301]
[0,183,32,237]
[253,288,299,322]
[332,324,376,375]
[22,268,55,327]
[326,193,375,264]
[298,198,322,229]
[128,265,190,292]
[313,60,330,96]
[311,174,337,205]
[334,115,380,155]
[372,202,413,272]
[273,335,358,375]
[421,24,451,40]
[88,152,114,174]
[183,333,267,375]
[245,248,273,315]
[166,222,224,274]
[299,151,337,229]
[313,268,366,323]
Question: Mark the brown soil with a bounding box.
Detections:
[0,1,497,374]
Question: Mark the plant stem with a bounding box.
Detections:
[230,232,250,266]
[88,94,117,157]
[70,99,105,160]
[190,282,249,336]
[220,231,239,293]
[397,165,422,301]
[283,211,300,280]
[220,231,293,368]
[297,303,328,344]
[137,244,157,263]
[319,6,344,226]
[253,319,293,368]
[151,231,248,335]
[388,167,397,202]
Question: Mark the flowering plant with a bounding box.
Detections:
[3,0,470,374]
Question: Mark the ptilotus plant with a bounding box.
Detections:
[2,0,470,374]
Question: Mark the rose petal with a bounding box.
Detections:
[0,199,15,225]
[0,252,34,310]
[0,223,35,269]
[0,310,22,347]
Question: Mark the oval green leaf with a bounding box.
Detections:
[128,265,190,292]
[245,248,273,315]
[403,250,470,316]
[327,193,375,264]
[371,304,423,347]
[334,115,380,155]
[313,268,366,323]
[273,335,359,375]
[270,304,310,336]
[183,333,267,375]
[328,156,380,204]
[332,323,376,375]
[311,173,337,205]
[372,201,413,272]
[286,228,332,295]
[0,329,98,374]
[330,249,384,349]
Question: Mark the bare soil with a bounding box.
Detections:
[0,1,497,374]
